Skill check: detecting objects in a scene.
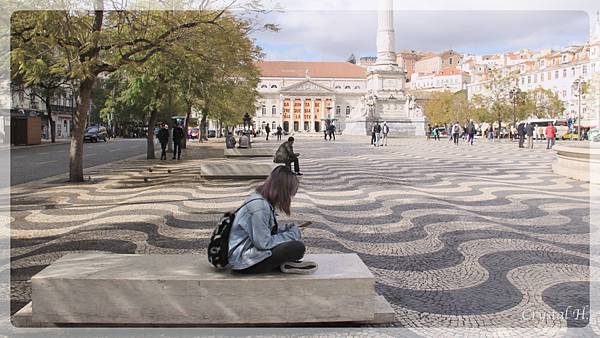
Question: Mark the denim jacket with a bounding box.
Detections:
[228,193,301,270]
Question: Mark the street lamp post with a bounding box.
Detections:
[509,87,521,140]
[572,78,586,141]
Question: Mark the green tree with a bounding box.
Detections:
[483,69,518,131]
[11,7,238,181]
[423,91,453,125]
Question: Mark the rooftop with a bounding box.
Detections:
[256,61,367,79]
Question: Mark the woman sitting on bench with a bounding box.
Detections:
[228,166,317,274]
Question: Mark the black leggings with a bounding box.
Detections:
[238,240,305,274]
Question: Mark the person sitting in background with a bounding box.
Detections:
[226,132,236,149]
[274,137,302,176]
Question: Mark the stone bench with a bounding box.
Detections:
[200,162,277,179]
[224,148,273,158]
[16,253,394,326]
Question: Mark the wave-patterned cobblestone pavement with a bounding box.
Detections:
[9,137,596,332]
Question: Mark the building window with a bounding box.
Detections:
[527,76,531,84]
[354,86,360,89]
[449,58,453,65]
[562,89,567,98]
[592,63,596,73]
[344,86,351,89]
[555,70,559,79]
[30,94,38,109]
[583,65,587,74]
[270,85,277,89]
[563,69,567,78]
[335,85,341,89]
[541,73,544,81]
[521,77,525,85]
[260,84,267,88]
[548,71,552,80]
[261,105,266,116]
[571,67,575,76]
[18,90,25,103]
[271,105,276,115]
[345,106,350,116]
[335,106,341,116]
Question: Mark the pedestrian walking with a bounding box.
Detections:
[487,126,494,142]
[526,122,535,149]
[466,120,476,145]
[371,124,376,145]
[157,123,169,160]
[545,122,557,149]
[427,124,432,140]
[373,122,382,147]
[265,124,271,141]
[274,137,302,175]
[172,123,184,160]
[432,126,440,141]
[451,122,461,146]
[382,122,389,146]
[517,123,526,148]
[328,124,336,141]
[276,125,282,141]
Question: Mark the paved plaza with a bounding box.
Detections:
[9,136,595,332]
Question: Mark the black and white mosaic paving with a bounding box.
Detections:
[9,137,596,331]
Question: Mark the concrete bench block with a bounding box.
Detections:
[31,253,376,325]
[200,162,277,179]
[224,148,273,158]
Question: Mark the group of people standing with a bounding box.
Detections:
[324,124,336,141]
[263,124,283,142]
[516,122,557,150]
[370,122,389,147]
[446,121,472,146]
[157,123,185,160]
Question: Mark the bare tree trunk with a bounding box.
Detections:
[182,102,192,149]
[146,109,159,159]
[70,78,94,182]
[45,91,56,143]
[199,110,208,143]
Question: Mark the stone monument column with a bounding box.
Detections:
[375,0,397,67]
[310,98,316,132]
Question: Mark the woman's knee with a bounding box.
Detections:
[287,240,305,258]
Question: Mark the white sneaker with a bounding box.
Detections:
[280,260,318,274]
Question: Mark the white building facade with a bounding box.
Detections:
[254,61,367,133]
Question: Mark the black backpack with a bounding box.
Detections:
[207,198,277,269]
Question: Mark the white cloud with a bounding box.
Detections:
[252,10,592,61]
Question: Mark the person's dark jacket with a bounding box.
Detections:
[265,125,271,134]
[226,134,236,149]
[157,128,169,144]
[173,126,185,142]
[274,141,295,163]
[526,124,534,137]
[375,124,382,133]
[467,123,476,136]
[517,123,526,136]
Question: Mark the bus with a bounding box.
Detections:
[518,118,568,140]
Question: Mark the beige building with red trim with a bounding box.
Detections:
[254,61,369,133]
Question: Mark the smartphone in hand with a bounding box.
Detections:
[298,221,312,228]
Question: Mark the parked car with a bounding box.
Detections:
[207,129,216,138]
[187,127,199,139]
[561,132,580,140]
[84,126,108,143]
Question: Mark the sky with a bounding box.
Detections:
[251,10,594,61]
